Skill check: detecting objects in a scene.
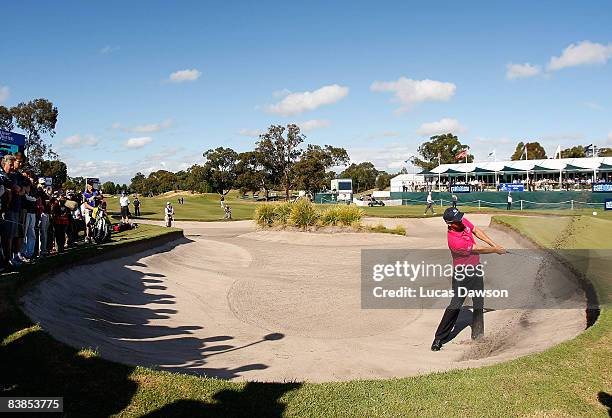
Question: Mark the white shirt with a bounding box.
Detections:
[120,196,130,207]
[508,195,513,203]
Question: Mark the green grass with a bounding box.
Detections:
[111,191,612,223]
[1,215,610,416]
[110,192,258,221]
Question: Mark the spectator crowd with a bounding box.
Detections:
[0,152,138,272]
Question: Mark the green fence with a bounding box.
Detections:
[390,191,612,210]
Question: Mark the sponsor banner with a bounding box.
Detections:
[0,129,26,157]
[592,183,612,193]
[605,199,612,211]
[500,183,524,192]
[450,185,470,193]
[361,249,606,309]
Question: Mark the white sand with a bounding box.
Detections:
[21,215,585,382]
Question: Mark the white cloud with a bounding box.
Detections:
[0,86,9,104]
[124,119,173,133]
[63,134,99,148]
[370,77,456,112]
[272,88,292,98]
[298,119,331,131]
[267,84,349,115]
[169,69,202,83]
[584,102,603,110]
[100,45,120,54]
[416,118,466,136]
[111,122,121,129]
[124,136,153,149]
[348,143,418,172]
[506,63,541,79]
[548,41,612,71]
[608,131,612,142]
[238,128,263,137]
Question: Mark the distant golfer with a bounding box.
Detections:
[133,195,141,217]
[431,207,506,351]
[164,202,174,227]
[424,192,436,215]
[507,192,512,210]
[451,194,458,208]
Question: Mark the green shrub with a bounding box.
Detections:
[274,201,293,225]
[392,225,406,235]
[289,199,319,228]
[254,204,276,227]
[319,205,342,226]
[337,205,364,226]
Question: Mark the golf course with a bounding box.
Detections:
[2,199,609,416]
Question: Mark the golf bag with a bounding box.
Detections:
[91,205,112,244]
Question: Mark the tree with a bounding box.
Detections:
[256,124,305,200]
[203,147,239,195]
[130,172,147,194]
[10,99,58,170]
[599,147,612,157]
[560,146,586,158]
[0,106,13,131]
[293,145,350,197]
[376,171,392,190]
[63,176,84,191]
[183,164,210,193]
[39,159,67,188]
[510,141,547,160]
[102,181,117,195]
[340,162,379,192]
[414,134,473,171]
[235,151,274,197]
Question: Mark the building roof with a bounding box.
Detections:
[420,157,612,175]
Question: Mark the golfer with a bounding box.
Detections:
[431,207,506,351]
[507,192,512,210]
[119,191,130,223]
[451,194,458,208]
[164,202,174,227]
[424,192,435,215]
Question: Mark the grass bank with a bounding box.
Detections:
[1,217,610,416]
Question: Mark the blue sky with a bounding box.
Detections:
[1,0,611,183]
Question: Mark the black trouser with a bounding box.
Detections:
[452,201,457,208]
[507,202,511,210]
[434,269,484,341]
[134,206,140,217]
[54,224,66,253]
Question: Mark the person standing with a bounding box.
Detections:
[21,174,37,260]
[507,192,513,210]
[82,182,99,243]
[51,194,70,253]
[451,194,458,208]
[431,207,506,351]
[0,155,16,269]
[119,191,130,223]
[36,179,51,257]
[220,194,225,208]
[424,191,436,215]
[133,195,141,217]
[164,202,174,227]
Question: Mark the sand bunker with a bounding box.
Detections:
[21,215,586,382]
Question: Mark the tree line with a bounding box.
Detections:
[127,124,394,197]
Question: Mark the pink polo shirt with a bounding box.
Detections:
[447,217,480,266]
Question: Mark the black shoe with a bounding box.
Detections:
[431,339,443,351]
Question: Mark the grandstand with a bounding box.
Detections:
[416,156,612,191]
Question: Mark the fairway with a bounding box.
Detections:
[110,191,612,222]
